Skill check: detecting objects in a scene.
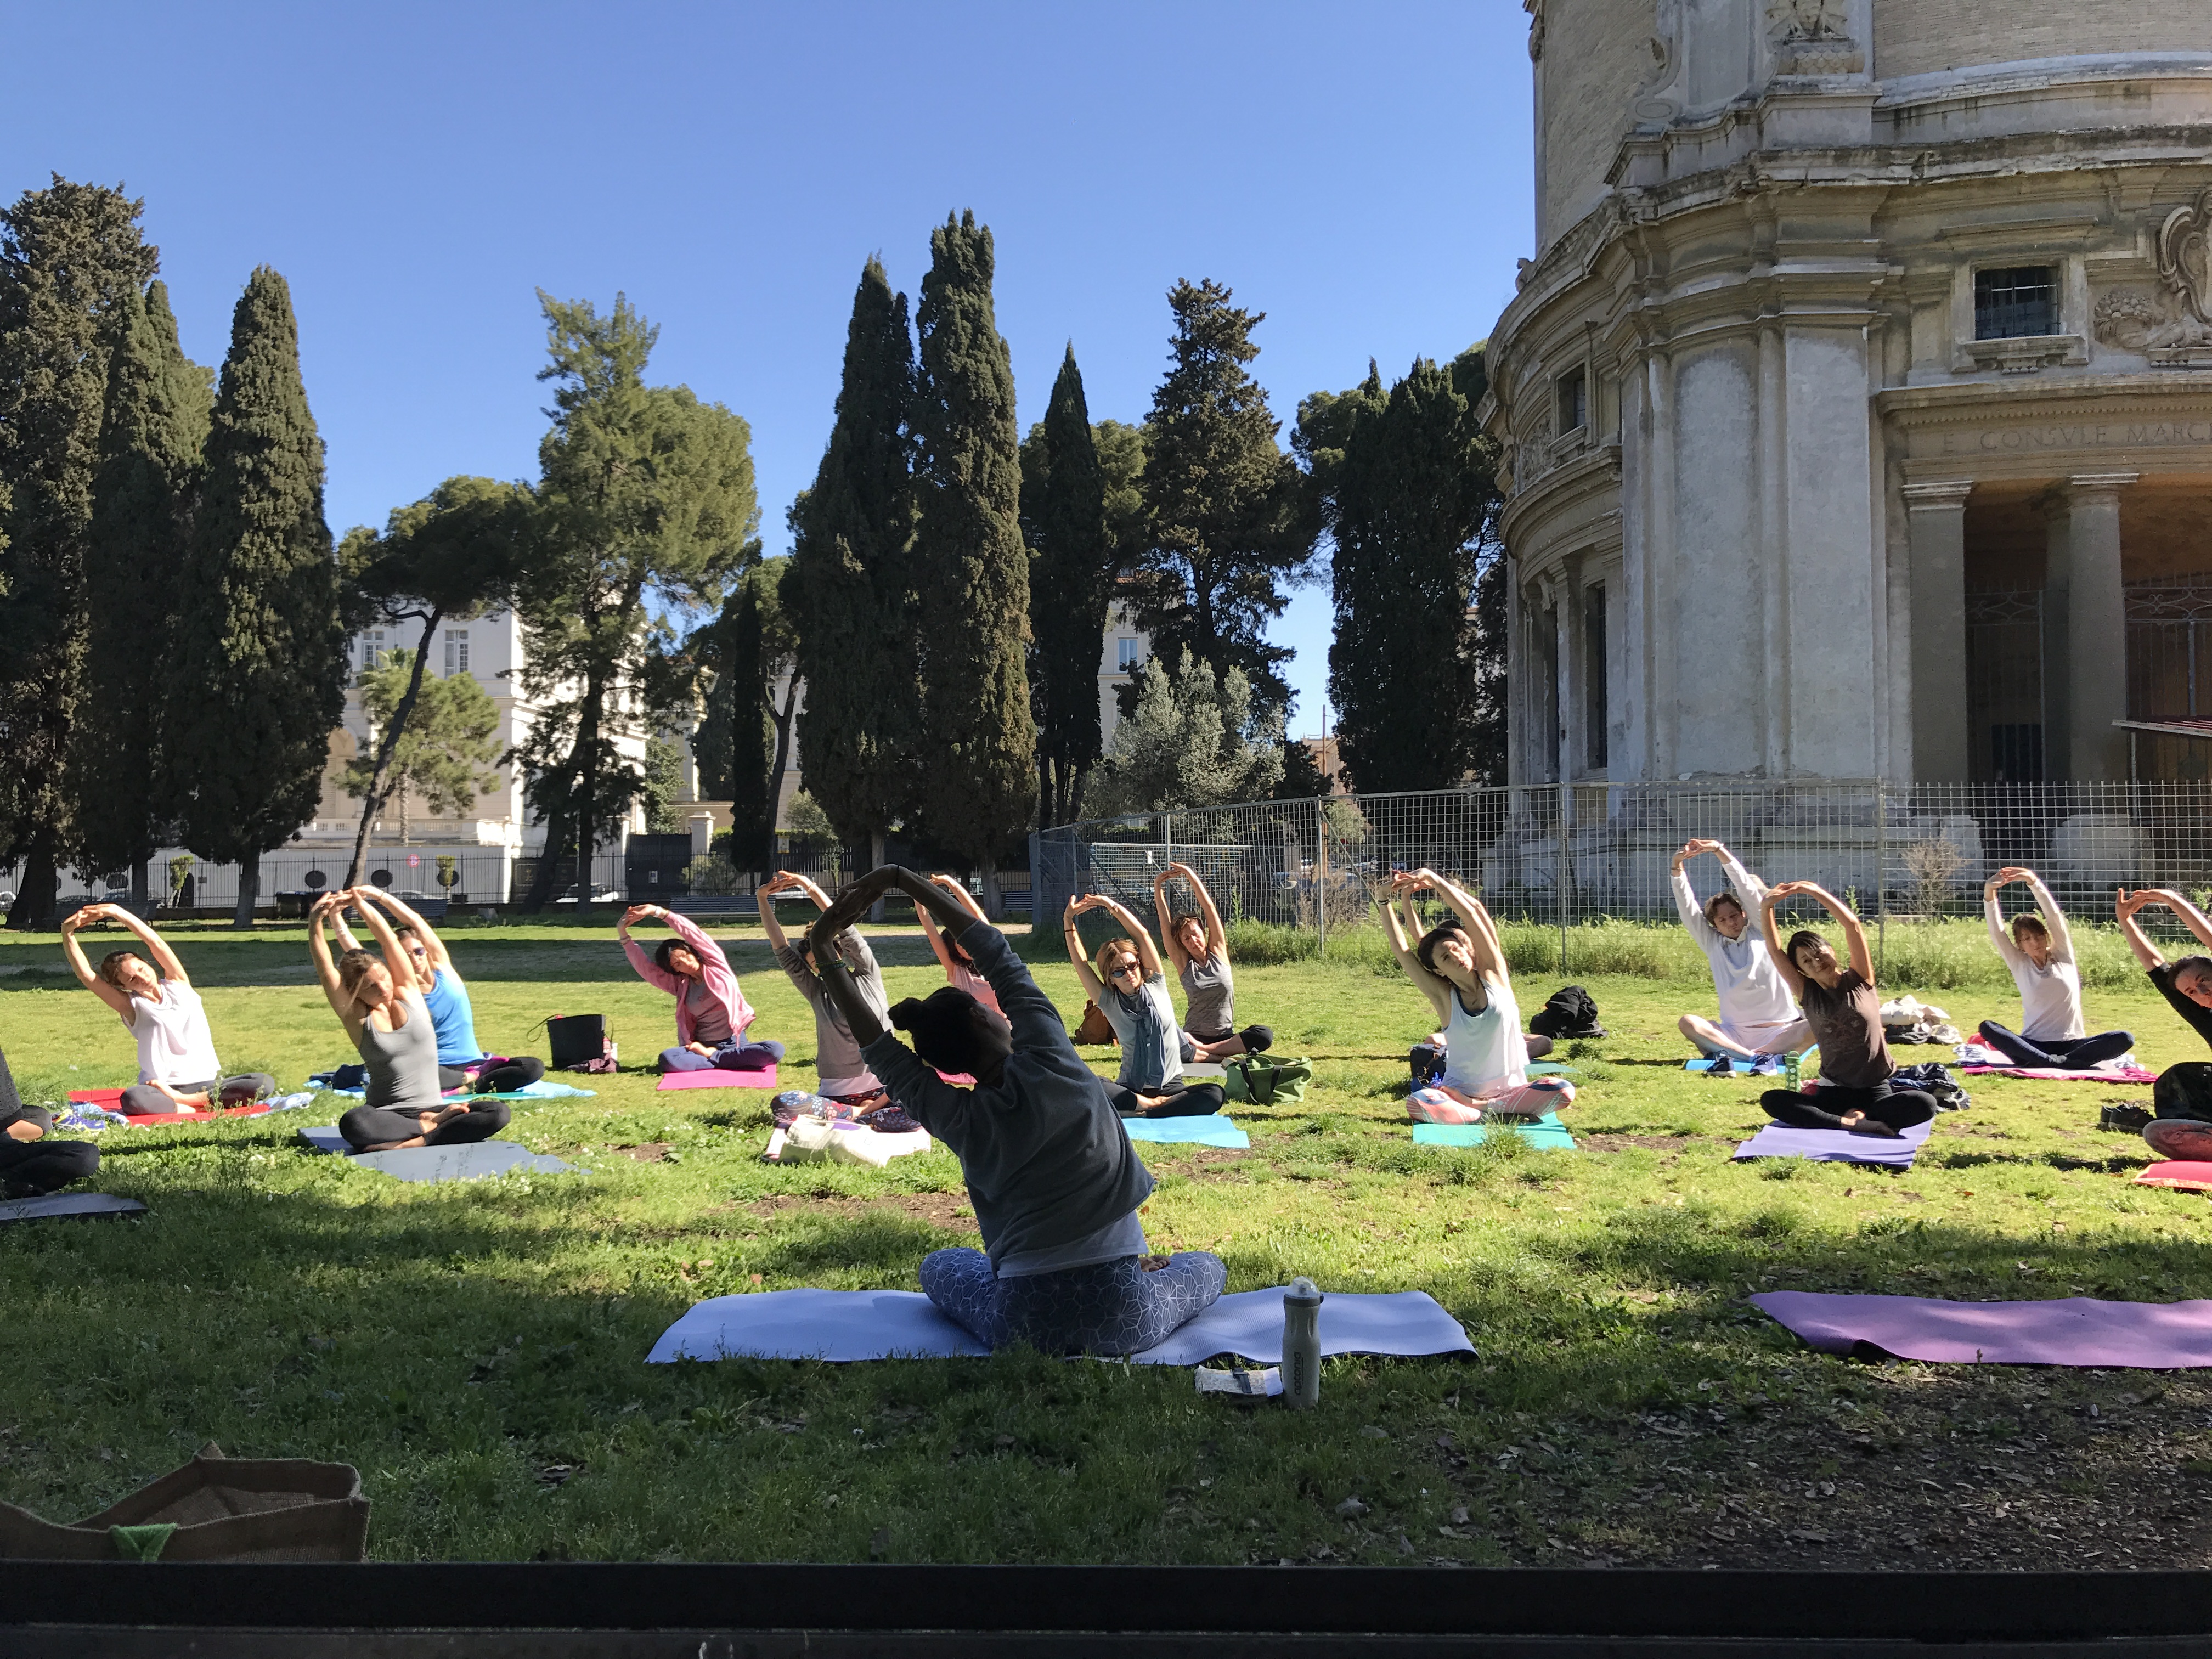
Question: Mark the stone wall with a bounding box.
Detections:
[1874,0,2212,80]
[1538,0,1657,247]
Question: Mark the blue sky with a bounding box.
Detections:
[2,1,1533,738]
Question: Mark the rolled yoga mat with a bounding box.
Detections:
[646,1284,1474,1365]
[1732,1118,1932,1168]
[1753,1289,2212,1368]
[294,1126,572,1182]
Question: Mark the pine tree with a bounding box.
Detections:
[72,280,211,900]
[911,211,1036,910]
[514,292,756,911]
[341,650,500,843]
[1129,279,1314,714]
[788,258,922,869]
[1022,346,1113,829]
[723,574,778,867]
[0,178,159,925]
[166,266,348,927]
[1312,353,1498,793]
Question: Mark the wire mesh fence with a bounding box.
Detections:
[1030,781,2212,961]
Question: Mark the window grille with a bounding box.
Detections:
[1974,266,2059,340]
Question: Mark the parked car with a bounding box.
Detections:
[553,884,623,905]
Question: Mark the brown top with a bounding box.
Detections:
[1799,968,1893,1090]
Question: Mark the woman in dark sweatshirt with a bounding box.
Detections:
[810,866,1225,1356]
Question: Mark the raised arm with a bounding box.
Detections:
[2120,888,2212,966]
[1759,885,1809,1001]
[1711,840,1768,912]
[351,891,426,996]
[364,888,452,974]
[2020,870,2074,963]
[1152,869,1184,973]
[306,894,357,1023]
[1383,875,1451,1018]
[2117,889,2168,972]
[1671,842,1718,946]
[1419,868,1506,985]
[1062,896,1107,1001]
[1984,868,2028,970]
[331,909,364,954]
[1778,880,1871,983]
[923,875,985,974]
[1088,894,1163,979]
[1173,863,1228,960]
[57,908,134,1016]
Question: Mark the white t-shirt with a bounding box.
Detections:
[1440,975,1527,1099]
[124,979,222,1086]
[1987,884,2085,1041]
[1673,859,1799,1032]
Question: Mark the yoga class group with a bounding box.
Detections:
[7,847,2212,1360]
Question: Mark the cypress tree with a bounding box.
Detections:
[1023,346,1113,829]
[72,280,211,900]
[787,258,922,870]
[0,177,159,925]
[166,267,348,927]
[1130,279,1314,715]
[1319,355,1497,793]
[911,211,1035,909]
[724,579,775,868]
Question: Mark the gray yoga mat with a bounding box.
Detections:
[0,1192,146,1224]
[296,1125,571,1182]
[646,1285,1474,1365]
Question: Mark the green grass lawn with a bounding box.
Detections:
[5,916,2212,1568]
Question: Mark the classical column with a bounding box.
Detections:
[1901,481,1974,781]
[2044,473,2137,783]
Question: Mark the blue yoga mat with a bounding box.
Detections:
[1413,1112,1576,1150]
[1680,1057,1775,1075]
[1732,1118,1932,1167]
[1525,1062,1579,1076]
[0,1192,146,1224]
[647,1284,1473,1365]
[1121,1115,1250,1148]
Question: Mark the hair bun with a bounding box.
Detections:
[889,998,926,1031]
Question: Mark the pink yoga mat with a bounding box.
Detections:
[1961,1064,2158,1084]
[1754,1290,2212,1367]
[656,1065,779,1092]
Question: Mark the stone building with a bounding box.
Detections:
[1486,0,2212,786]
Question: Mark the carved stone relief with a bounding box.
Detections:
[1525,0,1543,63]
[2092,190,2212,368]
[1765,0,1862,74]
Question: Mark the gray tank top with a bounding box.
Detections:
[357,994,441,1114]
[1179,949,1234,1039]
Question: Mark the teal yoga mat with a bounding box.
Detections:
[1413,1112,1576,1150]
[1526,1062,1578,1076]
[1120,1115,1250,1149]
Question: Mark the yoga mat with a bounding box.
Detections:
[646,1284,1474,1366]
[1182,1062,1227,1081]
[1679,1058,1774,1076]
[2137,1161,2212,1191]
[1525,1062,1579,1077]
[1753,1289,2212,1367]
[0,1192,145,1224]
[294,1125,572,1182]
[1412,1112,1576,1150]
[655,1064,780,1092]
[1961,1064,2157,1084]
[1121,1116,1249,1148]
[1733,1118,1933,1167]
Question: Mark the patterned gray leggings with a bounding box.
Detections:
[920,1246,1226,1356]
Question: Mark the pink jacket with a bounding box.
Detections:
[624,912,755,1048]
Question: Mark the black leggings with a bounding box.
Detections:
[438,1057,545,1094]
[1759,1082,1937,1133]
[1976,1022,2135,1070]
[337,1099,511,1152]
[119,1072,275,1115]
[0,1108,101,1197]
[1108,1080,1228,1118]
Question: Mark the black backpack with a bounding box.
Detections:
[1528,985,1605,1040]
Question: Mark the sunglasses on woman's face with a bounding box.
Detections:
[1109,962,1142,979]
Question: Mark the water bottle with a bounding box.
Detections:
[1784,1051,1801,1091]
[1282,1278,1324,1410]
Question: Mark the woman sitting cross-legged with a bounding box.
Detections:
[309,890,512,1153]
[619,903,784,1075]
[2115,888,2212,1160]
[759,871,887,1109]
[1153,861,1272,1062]
[59,904,274,1116]
[334,889,545,1093]
[1977,866,2133,1070]
[814,866,1225,1356]
[1384,867,1576,1124]
[1756,882,1939,1137]
[1671,839,1811,1065]
[1063,893,1226,1118]
[0,1040,100,1198]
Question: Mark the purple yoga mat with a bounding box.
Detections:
[1732,1118,1932,1167]
[656,1064,778,1092]
[1754,1290,2212,1367]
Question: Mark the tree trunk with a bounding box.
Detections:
[868,830,887,921]
[521,806,567,913]
[980,862,1001,922]
[233,848,260,929]
[345,611,441,888]
[130,851,149,909]
[7,843,58,930]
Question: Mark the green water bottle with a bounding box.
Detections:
[1784,1051,1801,1091]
